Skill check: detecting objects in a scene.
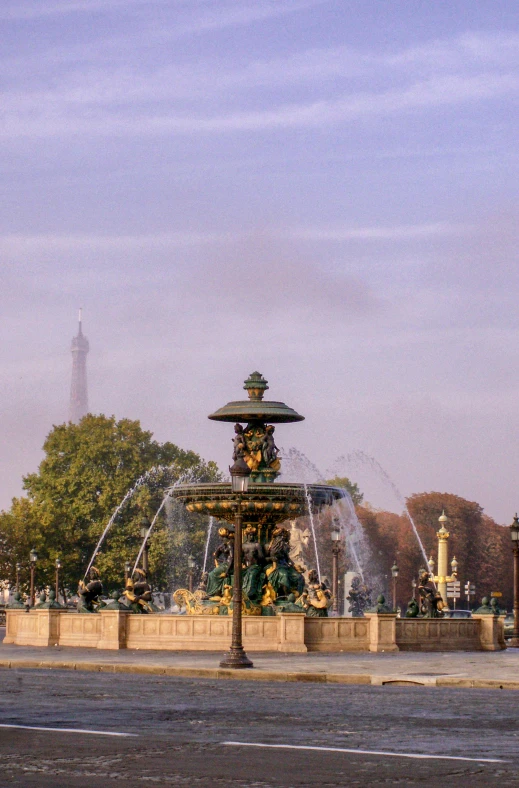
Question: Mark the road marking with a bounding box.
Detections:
[0,724,137,738]
[223,742,505,764]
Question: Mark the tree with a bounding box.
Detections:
[0,415,220,594]
[325,476,364,506]
[356,492,513,610]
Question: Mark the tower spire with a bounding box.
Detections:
[69,309,89,423]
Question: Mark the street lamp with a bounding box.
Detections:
[391,560,399,611]
[124,560,132,585]
[15,563,21,593]
[509,513,519,647]
[187,555,196,593]
[140,516,151,574]
[29,549,38,607]
[220,454,253,669]
[55,557,62,602]
[331,520,341,614]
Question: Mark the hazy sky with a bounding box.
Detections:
[1,0,518,522]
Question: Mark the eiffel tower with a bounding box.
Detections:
[69,309,90,423]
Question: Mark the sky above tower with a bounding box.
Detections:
[1,0,518,522]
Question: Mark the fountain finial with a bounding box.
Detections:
[244,371,269,401]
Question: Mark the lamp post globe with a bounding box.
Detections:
[510,514,519,647]
[220,452,253,669]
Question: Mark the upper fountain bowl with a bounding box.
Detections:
[208,371,304,424]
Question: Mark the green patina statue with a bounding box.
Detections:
[369,594,392,614]
[36,589,62,609]
[474,596,504,615]
[100,590,127,611]
[77,567,103,613]
[8,591,26,609]
[405,598,420,617]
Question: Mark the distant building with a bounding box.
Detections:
[69,309,89,423]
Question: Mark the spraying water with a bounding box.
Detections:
[132,494,169,576]
[333,450,431,571]
[304,484,322,581]
[202,516,215,574]
[83,465,174,579]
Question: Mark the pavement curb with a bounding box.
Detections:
[0,659,518,689]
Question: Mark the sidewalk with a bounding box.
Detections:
[1,632,518,689]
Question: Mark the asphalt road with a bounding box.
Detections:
[0,669,518,787]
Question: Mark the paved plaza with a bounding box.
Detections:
[1,668,519,787]
[1,631,519,689]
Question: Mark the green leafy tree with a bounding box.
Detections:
[0,415,220,594]
[325,476,364,506]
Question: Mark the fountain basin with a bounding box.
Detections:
[169,482,344,529]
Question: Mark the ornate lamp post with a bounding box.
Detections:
[29,549,38,607]
[331,520,341,614]
[509,513,519,648]
[140,516,151,574]
[124,560,132,585]
[15,562,21,592]
[55,557,62,602]
[391,560,399,610]
[187,555,196,593]
[220,454,253,669]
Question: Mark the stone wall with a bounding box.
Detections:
[304,616,369,651]
[395,616,505,651]
[4,610,506,652]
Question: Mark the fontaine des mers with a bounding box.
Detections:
[4,373,506,654]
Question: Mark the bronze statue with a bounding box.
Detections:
[405,598,420,617]
[347,576,372,617]
[262,425,279,467]
[206,527,234,599]
[232,424,247,460]
[265,526,305,599]
[418,570,444,618]
[242,526,266,606]
[123,568,155,613]
[8,591,26,609]
[299,569,331,617]
[77,567,103,613]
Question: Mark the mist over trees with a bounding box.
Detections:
[358,492,513,609]
[0,416,513,609]
[0,415,220,593]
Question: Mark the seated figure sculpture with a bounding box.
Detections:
[206,528,234,600]
[265,526,305,600]
[241,526,266,608]
[123,568,156,613]
[347,576,372,617]
[418,570,444,618]
[77,567,103,613]
[298,569,332,617]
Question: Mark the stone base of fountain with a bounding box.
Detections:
[4,610,505,652]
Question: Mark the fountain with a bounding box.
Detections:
[170,372,342,617]
[4,372,506,654]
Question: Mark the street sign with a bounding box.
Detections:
[446,581,461,600]
[464,581,475,597]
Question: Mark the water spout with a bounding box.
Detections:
[304,484,322,582]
